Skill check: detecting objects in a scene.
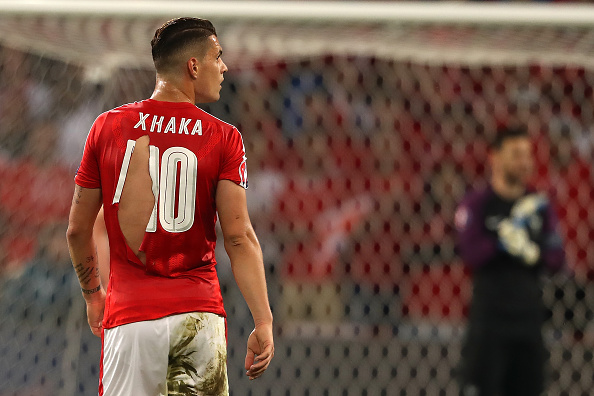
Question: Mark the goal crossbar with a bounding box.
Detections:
[0,1,593,27]
[1,1,594,74]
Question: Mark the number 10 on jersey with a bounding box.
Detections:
[113,139,197,233]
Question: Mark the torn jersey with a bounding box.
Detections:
[75,99,247,328]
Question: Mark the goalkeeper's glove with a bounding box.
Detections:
[497,218,540,266]
[510,193,548,225]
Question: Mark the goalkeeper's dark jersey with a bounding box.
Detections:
[455,185,564,327]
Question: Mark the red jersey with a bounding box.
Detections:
[75,99,247,329]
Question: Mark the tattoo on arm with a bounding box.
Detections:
[74,264,93,285]
[81,285,101,295]
[73,185,83,205]
[74,258,99,286]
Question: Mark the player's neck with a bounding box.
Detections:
[491,175,525,201]
[151,76,194,104]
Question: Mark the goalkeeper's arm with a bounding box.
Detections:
[455,194,499,270]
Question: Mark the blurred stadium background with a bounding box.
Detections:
[1,1,594,395]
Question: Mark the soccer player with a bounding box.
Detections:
[66,17,274,395]
[455,127,565,396]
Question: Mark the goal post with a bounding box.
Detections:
[0,2,593,396]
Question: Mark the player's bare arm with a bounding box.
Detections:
[66,184,105,337]
[216,179,274,380]
[93,206,110,287]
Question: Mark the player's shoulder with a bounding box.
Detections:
[104,100,141,114]
[195,106,238,132]
[459,184,492,208]
[86,102,143,141]
[94,101,139,122]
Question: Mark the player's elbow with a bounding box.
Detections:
[223,227,259,251]
[224,230,249,249]
[66,223,93,246]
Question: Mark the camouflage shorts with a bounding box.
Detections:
[102,312,228,396]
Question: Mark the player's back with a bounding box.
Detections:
[76,99,247,327]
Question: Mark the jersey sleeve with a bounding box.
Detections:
[74,113,106,189]
[219,127,247,189]
[455,191,498,270]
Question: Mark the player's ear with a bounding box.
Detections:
[187,57,199,79]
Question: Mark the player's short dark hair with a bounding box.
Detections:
[151,17,217,72]
[491,127,530,150]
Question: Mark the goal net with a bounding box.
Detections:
[0,2,593,395]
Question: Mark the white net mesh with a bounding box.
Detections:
[1,3,594,395]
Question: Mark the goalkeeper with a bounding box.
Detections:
[455,127,564,396]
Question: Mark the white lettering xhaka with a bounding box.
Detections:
[134,112,149,130]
